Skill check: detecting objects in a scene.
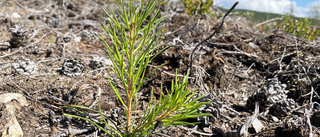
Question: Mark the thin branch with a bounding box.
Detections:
[0,42,10,46]
[239,102,259,137]
[164,26,183,36]
[253,17,282,28]
[221,49,258,58]
[189,1,239,75]
[269,52,295,63]
[147,64,195,79]
[305,107,313,137]
[295,38,301,76]
[7,77,31,98]
[225,63,241,92]
[178,126,218,136]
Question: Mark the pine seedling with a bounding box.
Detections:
[64,0,211,136]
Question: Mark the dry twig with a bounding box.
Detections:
[253,17,282,29]
[189,1,239,75]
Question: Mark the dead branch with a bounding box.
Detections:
[225,63,241,92]
[178,126,218,136]
[147,64,195,79]
[239,102,259,137]
[7,77,31,98]
[189,1,239,75]
[221,49,258,58]
[253,17,282,29]
[0,42,10,46]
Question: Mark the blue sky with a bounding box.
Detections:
[295,0,312,8]
[214,0,320,18]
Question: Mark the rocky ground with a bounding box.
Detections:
[1,0,320,137]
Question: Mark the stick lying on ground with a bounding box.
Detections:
[189,1,239,76]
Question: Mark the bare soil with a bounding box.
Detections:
[1,0,320,137]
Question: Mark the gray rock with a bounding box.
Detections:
[11,12,21,19]
[0,93,28,137]
[252,118,264,133]
[0,104,24,137]
[0,93,28,105]
[161,130,169,135]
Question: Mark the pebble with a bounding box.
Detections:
[203,127,212,133]
[0,93,28,106]
[0,93,28,137]
[161,129,169,135]
[11,12,21,19]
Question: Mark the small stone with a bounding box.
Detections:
[1,104,24,137]
[249,42,259,49]
[161,130,169,134]
[74,36,81,42]
[203,127,212,133]
[0,94,28,137]
[16,69,24,75]
[252,118,263,133]
[0,93,28,106]
[271,116,279,122]
[11,13,21,19]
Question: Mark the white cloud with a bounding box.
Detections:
[294,6,309,18]
[214,0,311,18]
[306,0,320,18]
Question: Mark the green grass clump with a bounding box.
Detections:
[181,0,213,15]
